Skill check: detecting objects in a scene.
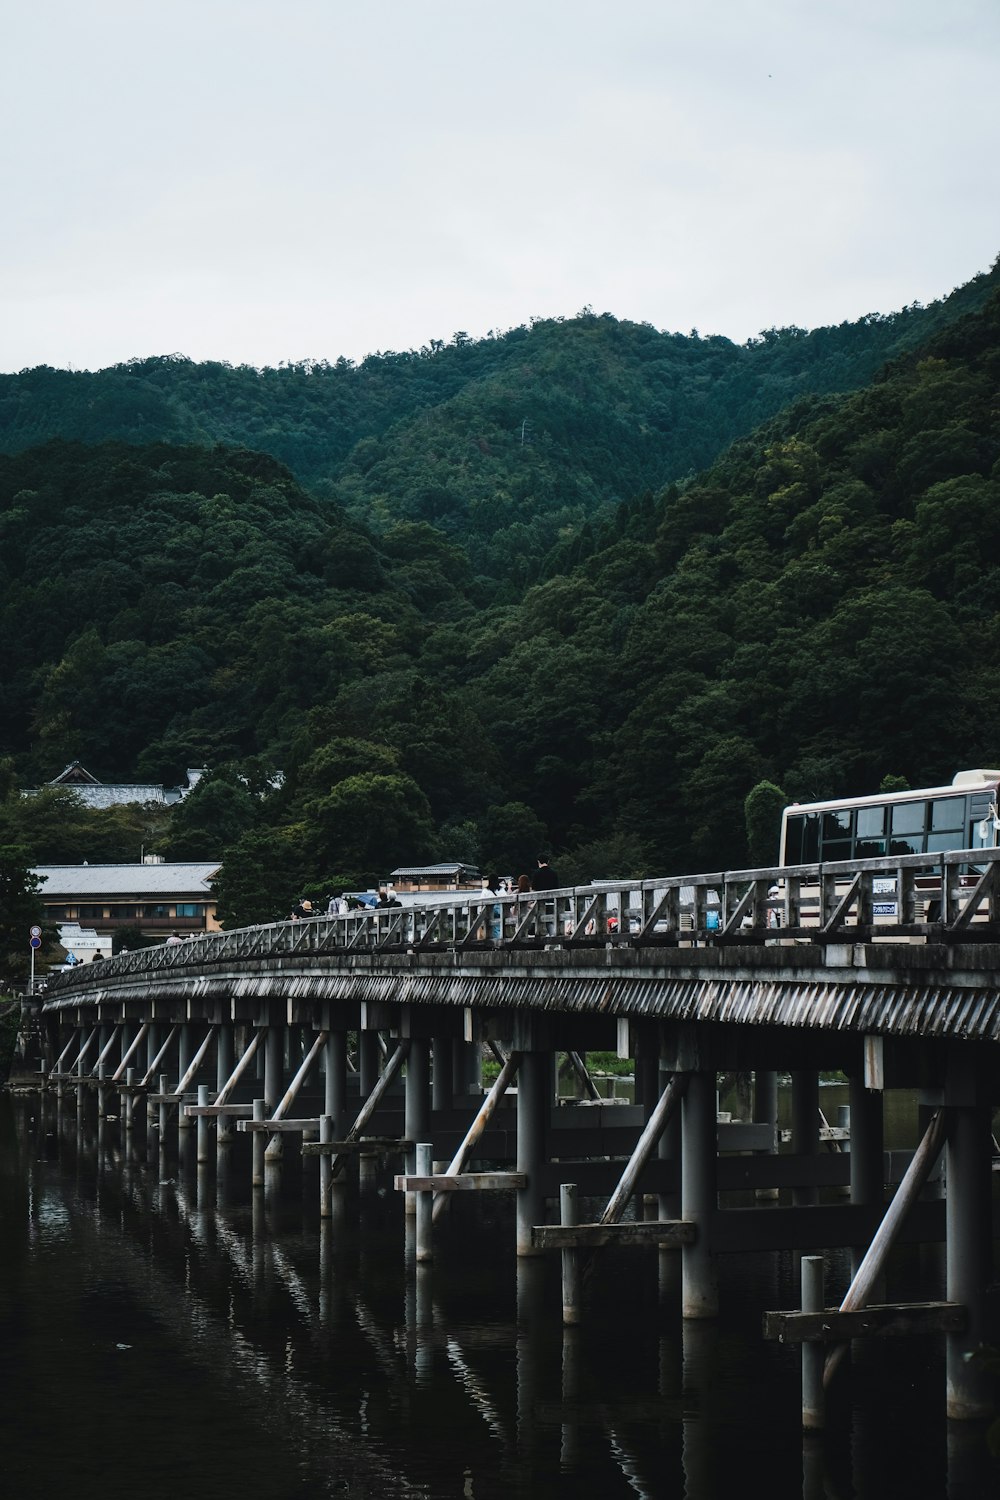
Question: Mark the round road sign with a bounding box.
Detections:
[30,936,41,949]
[30,925,41,937]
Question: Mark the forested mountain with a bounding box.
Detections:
[1,263,997,592]
[473,288,1000,876]
[1,263,998,921]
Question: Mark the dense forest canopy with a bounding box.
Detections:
[1,264,997,591]
[1,261,999,921]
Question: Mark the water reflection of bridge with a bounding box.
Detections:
[29,857,1000,1430]
[11,1094,996,1497]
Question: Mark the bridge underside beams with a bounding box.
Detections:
[44,995,999,1105]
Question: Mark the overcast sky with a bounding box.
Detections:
[2,0,997,372]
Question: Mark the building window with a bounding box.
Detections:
[175,903,203,918]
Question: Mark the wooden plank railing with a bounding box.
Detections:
[40,847,1000,997]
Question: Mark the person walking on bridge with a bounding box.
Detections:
[531,854,560,937]
[531,855,559,891]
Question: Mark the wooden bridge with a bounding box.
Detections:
[27,849,1000,1428]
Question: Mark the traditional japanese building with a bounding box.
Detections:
[25,761,206,809]
[33,861,222,942]
[387,862,481,893]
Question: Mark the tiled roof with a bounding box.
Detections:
[48,784,173,808]
[24,761,205,807]
[34,863,221,896]
[389,862,479,877]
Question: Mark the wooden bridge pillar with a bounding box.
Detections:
[516,1048,549,1256]
[791,1071,819,1207]
[432,1037,452,1111]
[262,1016,285,1165]
[657,1051,682,1224]
[216,1023,235,1146]
[945,1061,994,1420]
[753,1069,779,1201]
[452,1038,481,1096]
[119,1021,135,1074]
[177,1022,194,1131]
[848,1069,884,1282]
[681,1067,719,1317]
[264,1021,283,1113]
[145,1023,160,1127]
[753,1069,778,1131]
[635,1023,659,1111]
[404,1035,431,1215]
[359,1029,380,1095]
[323,1022,347,1139]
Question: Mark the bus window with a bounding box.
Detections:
[890,800,927,855]
[930,796,964,832]
[822,808,852,861]
[926,795,966,852]
[783,814,802,863]
[783,812,822,864]
[855,804,886,858]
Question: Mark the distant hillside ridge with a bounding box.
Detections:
[0,261,997,583]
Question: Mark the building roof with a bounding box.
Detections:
[49,783,175,808]
[34,862,221,897]
[389,863,480,878]
[23,761,206,808]
[51,762,101,785]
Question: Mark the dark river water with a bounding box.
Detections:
[1,1086,997,1499]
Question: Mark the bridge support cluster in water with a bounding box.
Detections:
[30,965,999,1431]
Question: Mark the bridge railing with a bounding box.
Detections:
[41,848,1000,998]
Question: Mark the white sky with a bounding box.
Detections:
[2,0,998,372]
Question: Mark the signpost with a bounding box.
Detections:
[29,926,41,994]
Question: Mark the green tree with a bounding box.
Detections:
[744,781,787,867]
[0,788,168,865]
[162,775,258,859]
[0,845,46,985]
[682,737,769,872]
[436,819,481,866]
[480,802,550,879]
[112,924,158,954]
[290,738,401,806]
[558,831,652,887]
[213,827,310,928]
[304,773,436,873]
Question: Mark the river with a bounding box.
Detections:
[0,1086,996,1499]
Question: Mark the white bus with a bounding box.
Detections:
[779,770,1000,869]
